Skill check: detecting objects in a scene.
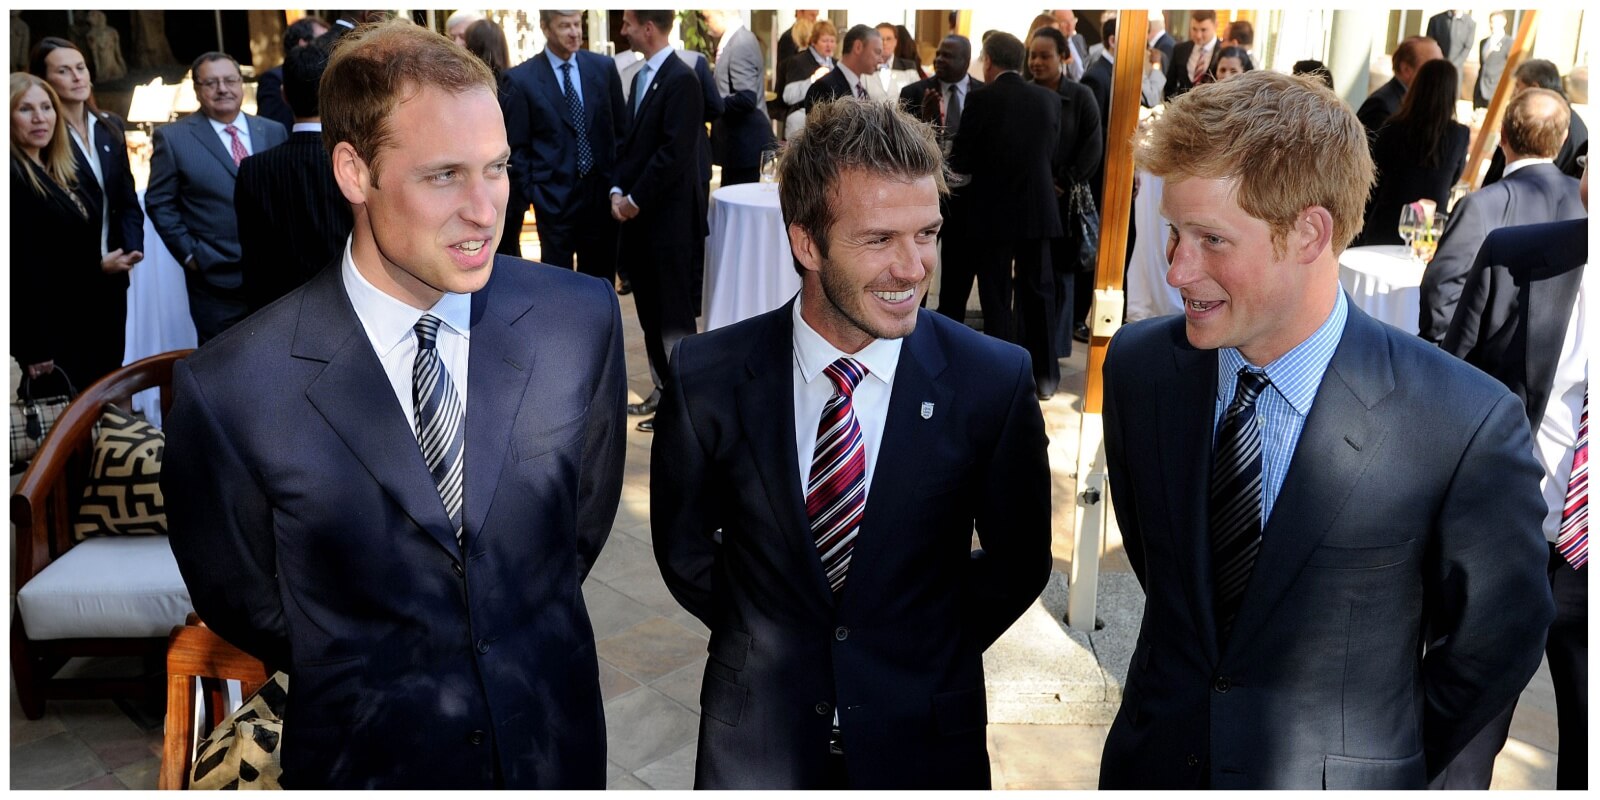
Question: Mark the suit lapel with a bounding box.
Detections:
[1524,236,1584,426]
[246,114,276,151]
[734,303,833,599]
[1159,337,1221,664]
[840,313,954,616]
[537,53,578,132]
[461,268,536,547]
[633,54,673,124]
[67,136,105,218]
[1223,307,1394,658]
[188,113,238,177]
[295,267,462,561]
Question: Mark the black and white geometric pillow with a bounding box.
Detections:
[190,672,289,790]
[73,404,166,540]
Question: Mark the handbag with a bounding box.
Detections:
[1067,181,1101,274]
[10,369,77,466]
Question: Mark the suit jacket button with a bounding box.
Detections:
[452,562,465,578]
[815,701,831,715]
[476,639,490,654]
[1186,754,1199,767]
[1213,676,1231,693]
[834,626,849,641]
[468,730,485,745]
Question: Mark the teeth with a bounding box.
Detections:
[456,241,484,254]
[872,289,913,302]
[1189,300,1217,310]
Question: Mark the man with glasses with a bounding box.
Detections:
[148,51,288,342]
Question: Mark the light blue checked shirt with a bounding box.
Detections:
[1214,290,1348,524]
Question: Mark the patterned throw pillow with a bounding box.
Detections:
[73,404,166,540]
[190,672,289,790]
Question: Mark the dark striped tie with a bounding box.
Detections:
[412,314,465,547]
[807,358,869,596]
[1210,368,1271,645]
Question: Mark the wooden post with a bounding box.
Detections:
[1463,11,1540,190]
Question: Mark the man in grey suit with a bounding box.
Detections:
[147,52,288,343]
[1418,87,1584,343]
[1100,71,1552,789]
[702,10,771,187]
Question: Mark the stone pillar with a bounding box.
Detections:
[1328,10,1382,109]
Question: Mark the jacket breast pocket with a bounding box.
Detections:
[1306,538,1416,570]
[699,671,747,727]
[514,410,586,462]
[706,629,751,671]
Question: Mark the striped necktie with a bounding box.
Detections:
[1211,368,1271,644]
[413,314,465,547]
[1556,385,1588,570]
[807,358,869,596]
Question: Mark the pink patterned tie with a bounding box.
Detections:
[855,81,868,100]
[224,124,247,166]
[1556,386,1588,570]
[807,358,869,595]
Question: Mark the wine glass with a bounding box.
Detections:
[1398,204,1422,262]
[759,144,782,186]
[1417,211,1447,263]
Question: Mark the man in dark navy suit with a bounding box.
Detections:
[505,10,627,283]
[164,21,625,788]
[653,96,1050,789]
[1356,35,1443,135]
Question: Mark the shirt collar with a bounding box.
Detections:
[837,62,864,90]
[1503,157,1554,178]
[1217,289,1347,417]
[792,295,902,388]
[547,48,576,69]
[208,115,247,135]
[808,46,833,66]
[340,236,473,357]
[291,121,322,133]
[939,74,970,93]
[642,45,675,73]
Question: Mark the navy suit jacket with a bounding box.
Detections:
[1444,217,1587,429]
[614,52,704,243]
[948,71,1063,241]
[1418,162,1583,341]
[234,130,353,311]
[68,110,144,255]
[1099,303,1552,788]
[1357,77,1407,135]
[1080,55,1113,137]
[163,257,627,788]
[709,26,772,169]
[1163,39,1222,99]
[146,111,287,289]
[652,302,1051,788]
[505,49,627,221]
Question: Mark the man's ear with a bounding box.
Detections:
[331,141,370,206]
[1293,205,1335,263]
[789,223,823,276]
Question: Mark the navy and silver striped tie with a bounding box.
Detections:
[1210,367,1270,645]
[413,314,465,546]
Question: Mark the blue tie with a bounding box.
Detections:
[632,63,652,118]
[560,62,593,177]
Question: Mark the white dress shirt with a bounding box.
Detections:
[67,120,109,256]
[836,62,884,101]
[291,121,322,133]
[340,237,473,440]
[1535,266,1589,543]
[207,114,252,159]
[547,48,584,106]
[791,296,902,500]
[1503,156,1555,178]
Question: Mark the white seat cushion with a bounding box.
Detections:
[16,536,192,640]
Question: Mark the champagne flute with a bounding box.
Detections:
[759,144,781,186]
[1398,204,1422,262]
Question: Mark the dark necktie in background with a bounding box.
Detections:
[945,84,962,135]
[1210,368,1270,643]
[560,62,593,177]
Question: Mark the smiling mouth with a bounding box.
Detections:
[453,241,486,256]
[871,289,914,303]
[1188,299,1222,311]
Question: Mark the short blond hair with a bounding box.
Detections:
[806,20,837,48]
[1135,70,1374,254]
[1501,87,1569,159]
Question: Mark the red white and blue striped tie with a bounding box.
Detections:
[1556,385,1587,570]
[807,358,869,595]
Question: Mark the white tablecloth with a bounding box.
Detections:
[1338,245,1425,334]
[703,183,801,331]
[124,192,198,425]
[1125,171,1183,322]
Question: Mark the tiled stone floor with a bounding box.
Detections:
[8,224,1559,790]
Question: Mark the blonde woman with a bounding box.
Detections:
[10,73,127,389]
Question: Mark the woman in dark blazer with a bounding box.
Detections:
[1359,59,1470,246]
[464,20,532,258]
[11,72,127,391]
[1028,27,1104,356]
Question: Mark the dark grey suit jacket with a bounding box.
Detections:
[652,303,1051,788]
[1099,303,1553,788]
[163,256,626,787]
[1444,217,1587,429]
[1418,162,1583,341]
[146,111,287,290]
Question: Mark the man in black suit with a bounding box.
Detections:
[236,43,353,312]
[1356,35,1443,135]
[1163,9,1220,101]
[1100,70,1552,789]
[1419,88,1584,343]
[147,52,289,343]
[1483,59,1589,183]
[804,25,887,111]
[652,96,1050,790]
[1081,18,1114,137]
[612,10,705,433]
[255,16,327,132]
[1146,14,1176,74]
[703,10,771,187]
[1051,9,1090,82]
[949,32,1063,398]
[1426,10,1476,74]
[1474,11,1509,109]
[1440,178,1588,789]
[505,10,627,284]
[164,21,625,788]
[899,35,981,324]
